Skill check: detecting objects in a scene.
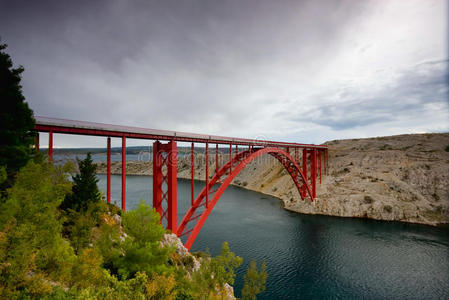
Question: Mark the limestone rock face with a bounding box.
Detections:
[160,233,235,299]
[283,133,449,226]
[160,233,200,271]
[96,133,449,226]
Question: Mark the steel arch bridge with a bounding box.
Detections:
[35,116,328,250]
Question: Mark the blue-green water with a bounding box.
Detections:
[97,174,449,299]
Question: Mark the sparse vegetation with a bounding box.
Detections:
[432,193,440,201]
[370,177,379,182]
[343,167,349,172]
[364,195,374,204]
[383,205,392,213]
[402,170,410,181]
[435,205,444,214]
[380,144,393,150]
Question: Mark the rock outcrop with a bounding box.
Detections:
[160,233,236,300]
[96,133,449,226]
[286,133,449,226]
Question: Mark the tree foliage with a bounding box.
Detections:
[191,242,243,298]
[0,41,35,192]
[0,157,267,299]
[110,201,173,279]
[241,260,268,300]
[60,153,106,253]
[61,153,101,212]
[0,159,75,298]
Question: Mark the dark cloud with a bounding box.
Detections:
[0,0,446,146]
[0,0,368,126]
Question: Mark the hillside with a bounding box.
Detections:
[288,133,449,225]
[95,133,449,226]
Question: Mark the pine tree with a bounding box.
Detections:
[61,153,101,212]
[0,41,36,192]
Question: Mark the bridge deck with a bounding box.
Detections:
[34,116,328,248]
[35,116,327,149]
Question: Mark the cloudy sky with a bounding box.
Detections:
[1,0,447,148]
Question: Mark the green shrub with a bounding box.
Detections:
[241,260,268,300]
[364,195,374,204]
[383,205,392,213]
[112,201,174,279]
[0,160,75,297]
[432,193,440,201]
[191,242,243,298]
[64,201,108,252]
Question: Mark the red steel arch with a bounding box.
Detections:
[178,147,313,250]
[34,117,328,251]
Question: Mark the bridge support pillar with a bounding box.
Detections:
[122,136,126,211]
[191,142,194,206]
[318,149,322,184]
[302,149,307,198]
[107,137,111,204]
[229,144,232,174]
[153,140,178,235]
[48,130,53,163]
[311,148,317,199]
[215,144,219,174]
[36,132,39,152]
[325,149,328,175]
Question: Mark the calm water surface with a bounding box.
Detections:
[97,174,449,299]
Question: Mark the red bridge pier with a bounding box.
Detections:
[152,140,178,235]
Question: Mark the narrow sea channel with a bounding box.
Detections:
[97,174,449,299]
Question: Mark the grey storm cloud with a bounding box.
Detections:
[0,0,447,146]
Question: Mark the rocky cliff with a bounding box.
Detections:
[96,133,449,226]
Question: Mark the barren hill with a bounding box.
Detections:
[96,133,449,226]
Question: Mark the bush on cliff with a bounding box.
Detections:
[109,201,174,280]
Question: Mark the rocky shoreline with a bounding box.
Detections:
[96,133,449,226]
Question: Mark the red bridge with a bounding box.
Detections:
[35,116,328,250]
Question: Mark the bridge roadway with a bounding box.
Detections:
[35,116,328,249]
